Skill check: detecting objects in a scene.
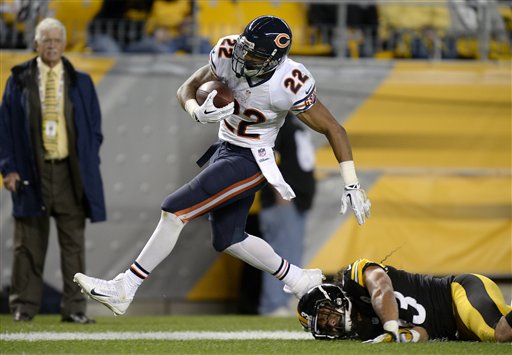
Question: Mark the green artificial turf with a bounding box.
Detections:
[1,315,510,354]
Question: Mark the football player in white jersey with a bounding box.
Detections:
[73,16,371,317]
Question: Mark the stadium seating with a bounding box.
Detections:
[144,0,191,37]
[196,1,244,47]
[47,0,103,52]
[377,2,510,60]
[377,3,452,59]
[197,0,332,55]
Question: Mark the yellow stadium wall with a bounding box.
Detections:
[311,61,511,277]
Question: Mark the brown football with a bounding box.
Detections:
[196,81,234,108]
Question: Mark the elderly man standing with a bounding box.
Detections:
[0,17,106,323]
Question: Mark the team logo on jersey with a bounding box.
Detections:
[304,92,317,109]
[274,33,291,49]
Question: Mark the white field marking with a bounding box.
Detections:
[1,331,313,342]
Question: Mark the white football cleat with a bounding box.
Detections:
[283,268,325,298]
[74,273,132,316]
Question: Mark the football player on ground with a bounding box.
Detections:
[298,259,512,342]
[74,16,371,316]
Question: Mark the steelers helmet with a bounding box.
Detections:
[297,284,354,340]
[232,15,292,78]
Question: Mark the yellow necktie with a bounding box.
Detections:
[42,69,58,157]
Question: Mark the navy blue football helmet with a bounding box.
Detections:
[232,16,292,78]
[297,284,355,340]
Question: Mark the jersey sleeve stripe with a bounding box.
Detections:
[291,90,317,113]
[209,50,217,72]
[351,259,375,287]
[290,102,310,111]
[291,85,316,107]
[351,260,360,286]
[174,172,265,222]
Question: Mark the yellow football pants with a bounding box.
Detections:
[451,273,512,342]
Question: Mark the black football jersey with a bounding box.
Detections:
[342,259,458,340]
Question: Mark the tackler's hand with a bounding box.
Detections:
[363,328,421,344]
[363,332,397,344]
[340,183,371,225]
[194,90,234,124]
[363,320,399,343]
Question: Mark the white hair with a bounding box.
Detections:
[35,18,66,43]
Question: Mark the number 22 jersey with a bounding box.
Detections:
[209,35,317,149]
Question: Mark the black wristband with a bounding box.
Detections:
[505,311,512,328]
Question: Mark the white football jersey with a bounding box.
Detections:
[209,35,317,148]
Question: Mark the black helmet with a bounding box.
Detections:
[232,15,292,78]
[297,284,354,340]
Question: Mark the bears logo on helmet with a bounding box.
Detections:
[232,16,292,79]
[274,33,291,49]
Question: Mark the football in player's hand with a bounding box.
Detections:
[196,81,234,108]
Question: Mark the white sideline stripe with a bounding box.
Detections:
[1,331,313,341]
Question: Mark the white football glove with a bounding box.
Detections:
[193,90,234,124]
[340,183,371,225]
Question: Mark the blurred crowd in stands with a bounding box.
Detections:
[1,0,510,59]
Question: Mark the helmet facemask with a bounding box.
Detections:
[232,35,281,78]
[313,300,354,339]
[312,296,354,340]
[298,285,355,340]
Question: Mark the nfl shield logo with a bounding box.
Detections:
[258,148,266,157]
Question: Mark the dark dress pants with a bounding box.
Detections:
[9,159,86,318]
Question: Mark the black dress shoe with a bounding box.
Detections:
[13,311,33,322]
[62,312,96,324]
